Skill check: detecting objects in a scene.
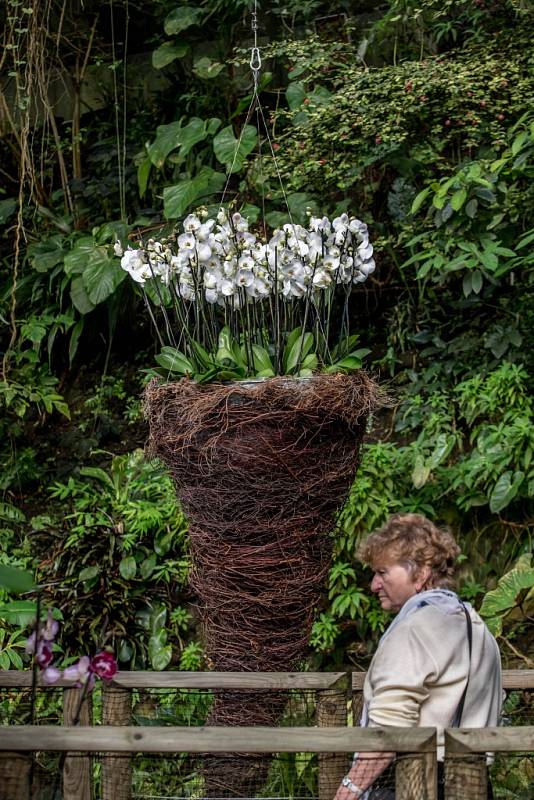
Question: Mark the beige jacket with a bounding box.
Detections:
[363,604,502,758]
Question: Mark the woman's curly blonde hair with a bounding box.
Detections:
[358,513,461,590]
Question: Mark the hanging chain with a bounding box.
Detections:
[249,0,261,89]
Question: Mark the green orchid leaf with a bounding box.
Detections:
[154,347,194,375]
[251,344,274,374]
[282,327,302,373]
[285,332,314,374]
[191,340,214,370]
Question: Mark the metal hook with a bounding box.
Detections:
[249,46,261,74]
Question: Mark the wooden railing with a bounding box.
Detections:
[0,670,532,800]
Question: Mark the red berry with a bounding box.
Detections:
[496,113,505,121]
[273,143,281,151]
[303,98,310,105]
[444,119,452,127]
[375,136,382,145]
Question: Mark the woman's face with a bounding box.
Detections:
[370,559,424,612]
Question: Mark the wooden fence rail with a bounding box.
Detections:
[444,726,534,800]
[0,670,533,800]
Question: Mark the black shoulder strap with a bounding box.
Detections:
[451,602,472,728]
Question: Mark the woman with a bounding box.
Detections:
[335,513,502,800]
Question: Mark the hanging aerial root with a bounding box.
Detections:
[143,374,380,795]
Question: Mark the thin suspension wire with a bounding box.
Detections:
[220,0,296,231]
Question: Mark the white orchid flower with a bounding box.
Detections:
[178,233,196,250]
[313,268,332,288]
[358,242,374,261]
[205,287,219,304]
[197,220,215,240]
[238,255,255,271]
[196,243,212,262]
[322,255,340,273]
[183,214,201,232]
[283,278,307,298]
[221,279,235,296]
[232,213,248,232]
[113,241,123,257]
[333,213,349,230]
[236,269,254,288]
[178,282,195,300]
[359,259,376,277]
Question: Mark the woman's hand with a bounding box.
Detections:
[333,752,395,800]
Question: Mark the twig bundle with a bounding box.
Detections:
[144,373,379,795]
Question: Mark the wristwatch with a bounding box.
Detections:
[342,776,364,797]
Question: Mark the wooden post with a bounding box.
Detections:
[102,684,132,800]
[0,753,31,800]
[396,748,437,800]
[444,754,487,800]
[317,678,348,800]
[63,687,93,800]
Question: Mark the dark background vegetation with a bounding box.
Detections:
[0,0,533,688]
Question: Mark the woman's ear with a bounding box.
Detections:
[415,566,432,592]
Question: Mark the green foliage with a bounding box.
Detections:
[38,449,196,667]
[320,361,534,658]
[150,326,370,382]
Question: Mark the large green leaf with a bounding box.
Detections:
[0,600,38,626]
[164,6,203,35]
[0,198,16,224]
[480,559,534,618]
[147,121,183,168]
[27,236,66,272]
[152,40,189,69]
[0,565,35,593]
[286,82,306,110]
[137,156,152,198]
[213,124,257,173]
[70,277,96,315]
[176,117,212,158]
[193,57,224,79]
[163,167,225,219]
[82,249,127,305]
[63,238,95,276]
[489,470,524,513]
[287,192,319,224]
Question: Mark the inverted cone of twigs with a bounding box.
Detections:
[144,373,379,795]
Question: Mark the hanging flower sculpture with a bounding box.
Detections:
[117,207,380,797]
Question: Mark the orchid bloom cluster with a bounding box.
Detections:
[117,210,375,309]
[26,611,117,689]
